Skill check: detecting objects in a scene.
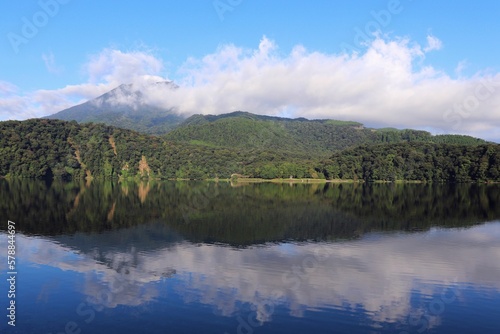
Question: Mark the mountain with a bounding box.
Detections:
[18,85,497,182]
[45,82,488,152]
[165,111,488,158]
[1,119,498,182]
[45,81,186,134]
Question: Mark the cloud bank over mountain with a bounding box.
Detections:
[1,35,499,141]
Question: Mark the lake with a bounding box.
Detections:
[1,180,500,333]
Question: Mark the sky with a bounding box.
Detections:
[1,0,499,141]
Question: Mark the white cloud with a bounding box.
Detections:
[1,36,499,141]
[0,81,19,95]
[84,48,165,87]
[455,60,468,77]
[424,35,443,52]
[42,52,63,75]
[0,95,35,120]
[153,36,498,140]
[0,49,167,119]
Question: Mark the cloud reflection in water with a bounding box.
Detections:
[3,221,500,328]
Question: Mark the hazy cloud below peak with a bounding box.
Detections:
[1,35,499,141]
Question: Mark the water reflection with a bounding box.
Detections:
[2,179,500,243]
[1,180,500,333]
[3,222,500,331]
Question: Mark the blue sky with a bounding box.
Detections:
[1,0,500,141]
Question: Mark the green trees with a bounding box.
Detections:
[166,112,488,159]
[0,119,256,180]
[0,119,498,182]
[319,142,500,183]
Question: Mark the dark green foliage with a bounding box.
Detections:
[430,134,488,145]
[319,142,500,182]
[0,117,497,182]
[0,119,311,180]
[166,111,489,157]
[167,111,381,156]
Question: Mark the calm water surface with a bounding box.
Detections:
[1,180,499,333]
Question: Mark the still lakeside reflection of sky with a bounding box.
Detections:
[1,222,499,333]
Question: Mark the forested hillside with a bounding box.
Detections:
[0,119,315,180]
[166,112,488,157]
[319,142,500,182]
[0,118,498,182]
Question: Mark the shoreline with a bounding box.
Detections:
[1,175,499,184]
[229,178,357,184]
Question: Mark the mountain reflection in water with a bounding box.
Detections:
[1,180,499,334]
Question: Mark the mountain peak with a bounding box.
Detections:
[91,80,178,108]
[45,80,184,134]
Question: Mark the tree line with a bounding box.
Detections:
[318,142,500,182]
[0,119,499,182]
